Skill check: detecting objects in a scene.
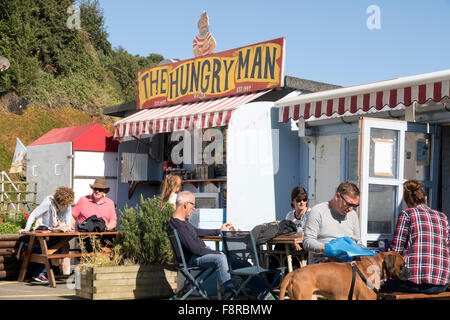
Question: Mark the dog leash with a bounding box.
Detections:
[348,261,381,300]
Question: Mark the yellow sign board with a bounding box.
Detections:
[137,37,285,109]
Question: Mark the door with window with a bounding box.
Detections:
[359,118,438,246]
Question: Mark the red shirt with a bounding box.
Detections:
[72,195,117,225]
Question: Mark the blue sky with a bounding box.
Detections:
[97,0,450,87]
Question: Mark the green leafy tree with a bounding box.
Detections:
[108,48,163,102]
[79,0,112,57]
[0,0,42,95]
[0,0,164,104]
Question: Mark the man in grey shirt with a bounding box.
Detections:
[303,182,361,264]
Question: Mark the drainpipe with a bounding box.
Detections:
[297,118,316,200]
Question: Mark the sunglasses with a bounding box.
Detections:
[295,198,308,203]
[339,193,359,208]
[186,201,195,207]
[93,187,108,193]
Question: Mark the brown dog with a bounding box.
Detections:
[279,251,409,300]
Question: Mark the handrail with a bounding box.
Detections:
[0,171,37,214]
[1,171,16,210]
[1,171,19,191]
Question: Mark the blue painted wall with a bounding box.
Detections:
[271,108,309,221]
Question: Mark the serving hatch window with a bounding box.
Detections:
[120,152,148,183]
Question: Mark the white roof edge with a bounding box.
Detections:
[275,69,450,107]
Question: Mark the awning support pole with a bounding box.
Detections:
[405,101,416,122]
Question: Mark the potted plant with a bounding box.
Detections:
[0,213,29,280]
[75,195,178,300]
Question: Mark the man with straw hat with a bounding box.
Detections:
[72,178,117,231]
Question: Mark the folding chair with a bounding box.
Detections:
[167,228,215,300]
[221,230,286,300]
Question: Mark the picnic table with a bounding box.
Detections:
[202,232,304,273]
[201,233,304,299]
[17,231,119,287]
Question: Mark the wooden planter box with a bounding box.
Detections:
[0,234,26,280]
[76,264,178,300]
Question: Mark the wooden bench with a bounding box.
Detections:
[381,291,450,300]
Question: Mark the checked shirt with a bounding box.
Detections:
[392,204,450,285]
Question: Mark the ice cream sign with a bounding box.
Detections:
[136,37,285,109]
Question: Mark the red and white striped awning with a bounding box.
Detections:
[114,90,269,138]
[277,69,450,123]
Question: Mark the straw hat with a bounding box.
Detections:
[90,178,110,193]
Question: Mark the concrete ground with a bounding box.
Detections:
[0,276,80,300]
[0,278,255,300]
[0,277,225,300]
[0,275,255,300]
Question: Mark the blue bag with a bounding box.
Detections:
[323,237,377,263]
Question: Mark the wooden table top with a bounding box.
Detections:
[202,232,303,244]
[23,231,119,237]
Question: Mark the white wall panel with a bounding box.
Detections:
[73,151,118,177]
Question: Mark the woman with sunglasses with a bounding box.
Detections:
[285,186,310,233]
[285,186,311,251]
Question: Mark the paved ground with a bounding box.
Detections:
[0,276,80,300]
[0,277,251,300]
[0,277,222,300]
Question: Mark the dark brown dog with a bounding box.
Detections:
[279,251,409,300]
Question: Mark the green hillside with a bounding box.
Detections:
[0,0,163,173]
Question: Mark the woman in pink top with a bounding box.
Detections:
[72,178,117,231]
